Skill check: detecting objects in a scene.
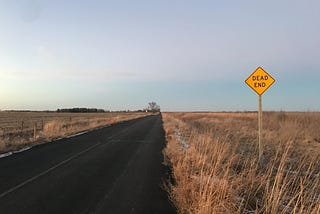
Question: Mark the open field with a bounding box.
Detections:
[0,111,151,153]
[162,112,320,214]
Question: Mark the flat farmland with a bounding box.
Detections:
[162,112,320,214]
[0,111,150,153]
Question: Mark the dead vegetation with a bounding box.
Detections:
[0,112,150,153]
[162,112,320,214]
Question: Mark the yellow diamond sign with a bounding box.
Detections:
[245,67,275,95]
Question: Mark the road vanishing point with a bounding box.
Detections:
[0,115,176,214]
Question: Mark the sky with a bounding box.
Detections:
[0,0,319,111]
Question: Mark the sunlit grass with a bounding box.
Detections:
[162,112,320,214]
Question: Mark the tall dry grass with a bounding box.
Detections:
[162,112,320,214]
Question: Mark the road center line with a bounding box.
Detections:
[0,142,102,199]
[0,119,140,199]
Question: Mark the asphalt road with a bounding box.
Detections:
[0,114,176,214]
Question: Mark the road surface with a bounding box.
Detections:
[0,115,176,214]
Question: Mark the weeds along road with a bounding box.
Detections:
[0,115,176,214]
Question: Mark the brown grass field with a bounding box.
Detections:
[0,111,151,153]
[162,112,320,214]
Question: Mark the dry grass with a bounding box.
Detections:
[0,112,151,153]
[162,112,320,214]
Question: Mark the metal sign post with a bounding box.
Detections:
[245,67,275,160]
[258,94,262,160]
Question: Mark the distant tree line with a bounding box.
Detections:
[57,108,105,113]
[55,102,161,113]
[145,102,160,112]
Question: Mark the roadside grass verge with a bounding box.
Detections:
[162,112,320,214]
[0,112,151,153]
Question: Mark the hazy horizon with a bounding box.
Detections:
[1,1,319,111]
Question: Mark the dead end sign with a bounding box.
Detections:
[245,66,275,160]
[245,67,275,95]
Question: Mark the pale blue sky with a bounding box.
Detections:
[0,0,319,111]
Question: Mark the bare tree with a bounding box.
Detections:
[147,102,160,112]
